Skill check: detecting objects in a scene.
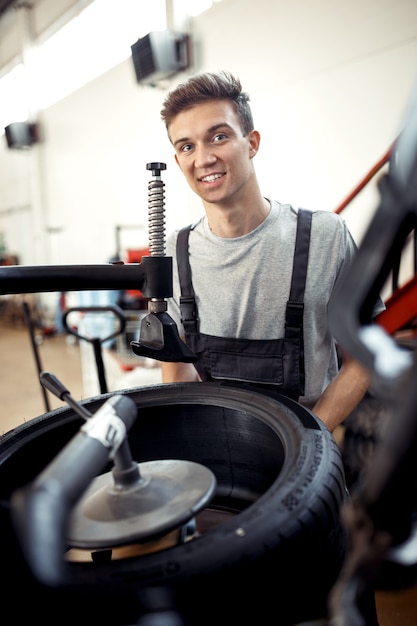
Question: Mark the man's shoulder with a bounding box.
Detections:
[303,207,347,232]
[270,201,342,220]
[166,216,205,252]
[270,201,346,231]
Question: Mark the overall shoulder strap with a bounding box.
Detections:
[285,208,313,393]
[288,208,312,303]
[176,225,198,336]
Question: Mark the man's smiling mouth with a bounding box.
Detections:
[199,173,224,183]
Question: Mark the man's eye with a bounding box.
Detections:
[181,144,193,153]
[213,133,226,142]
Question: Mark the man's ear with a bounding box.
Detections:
[248,130,261,158]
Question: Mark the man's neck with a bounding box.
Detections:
[204,197,271,238]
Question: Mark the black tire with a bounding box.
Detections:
[0,381,346,625]
[341,390,390,490]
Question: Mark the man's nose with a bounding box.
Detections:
[194,145,216,168]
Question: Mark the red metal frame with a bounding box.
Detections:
[376,274,417,335]
[334,141,417,338]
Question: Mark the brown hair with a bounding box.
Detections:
[160,71,254,137]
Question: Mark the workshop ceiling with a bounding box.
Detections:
[0,0,16,19]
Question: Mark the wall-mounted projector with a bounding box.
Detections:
[4,122,39,149]
[131,30,190,85]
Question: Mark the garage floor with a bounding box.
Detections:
[1,317,416,625]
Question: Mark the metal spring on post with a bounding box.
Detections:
[146,162,167,257]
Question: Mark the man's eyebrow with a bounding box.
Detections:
[173,135,190,148]
[172,122,234,148]
[207,122,233,134]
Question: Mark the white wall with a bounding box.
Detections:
[0,0,416,281]
[192,0,417,239]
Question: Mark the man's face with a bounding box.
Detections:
[168,99,259,206]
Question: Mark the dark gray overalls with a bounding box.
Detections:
[176,209,312,401]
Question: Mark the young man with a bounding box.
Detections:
[159,70,385,433]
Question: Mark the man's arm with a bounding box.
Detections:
[312,352,371,433]
[161,360,200,382]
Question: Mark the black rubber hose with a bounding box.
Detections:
[10,394,137,587]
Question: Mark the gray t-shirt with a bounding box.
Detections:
[165,200,383,408]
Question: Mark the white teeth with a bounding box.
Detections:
[201,173,222,182]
